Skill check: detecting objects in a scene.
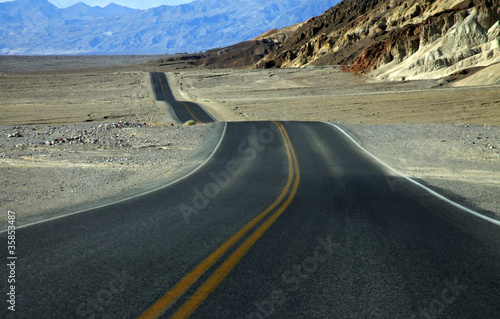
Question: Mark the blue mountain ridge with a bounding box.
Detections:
[0,0,340,55]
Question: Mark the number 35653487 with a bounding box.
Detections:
[7,211,16,254]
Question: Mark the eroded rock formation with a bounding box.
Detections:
[255,0,500,81]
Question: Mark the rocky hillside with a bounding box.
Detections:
[256,0,500,81]
[147,39,280,70]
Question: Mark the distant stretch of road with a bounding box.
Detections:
[151,72,215,123]
[2,77,499,318]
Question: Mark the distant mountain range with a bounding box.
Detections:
[0,0,340,55]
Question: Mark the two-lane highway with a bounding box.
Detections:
[2,75,499,318]
[2,121,500,318]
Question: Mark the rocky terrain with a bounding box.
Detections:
[0,120,212,223]
[255,0,500,84]
[145,39,281,70]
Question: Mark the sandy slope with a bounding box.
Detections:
[453,63,500,87]
[373,11,500,81]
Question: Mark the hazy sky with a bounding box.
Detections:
[0,1,195,9]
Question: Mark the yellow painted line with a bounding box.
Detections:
[179,101,202,124]
[171,122,300,318]
[156,73,202,124]
[139,122,296,319]
[156,73,169,101]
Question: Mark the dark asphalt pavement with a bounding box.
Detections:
[2,121,500,319]
[150,72,215,124]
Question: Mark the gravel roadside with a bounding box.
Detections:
[0,121,213,223]
[343,123,500,216]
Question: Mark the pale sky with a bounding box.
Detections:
[0,1,195,9]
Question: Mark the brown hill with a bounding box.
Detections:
[253,23,305,42]
[254,0,390,68]
[147,38,283,70]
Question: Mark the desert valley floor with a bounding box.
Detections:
[0,56,499,223]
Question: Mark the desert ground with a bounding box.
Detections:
[1,56,499,223]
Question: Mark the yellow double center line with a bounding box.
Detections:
[156,73,202,124]
[179,102,202,124]
[139,122,300,319]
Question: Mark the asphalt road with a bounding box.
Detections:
[2,120,500,319]
[150,72,215,124]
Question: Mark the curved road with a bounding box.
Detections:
[1,76,499,318]
[2,121,499,318]
[151,72,215,124]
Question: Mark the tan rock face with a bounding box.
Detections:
[256,0,500,81]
